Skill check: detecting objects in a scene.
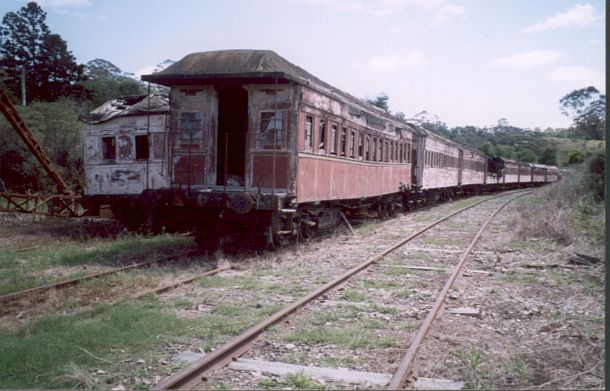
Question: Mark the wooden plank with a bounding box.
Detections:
[228,358,391,386]
[403,247,494,254]
[380,264,492,275]
[413,377,464,390]
[446,307,481,317]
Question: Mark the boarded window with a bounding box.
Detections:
[179,112,203,146]
[330,125,337,155]
[258,111,285,149]
[135,135,149,160]
[102,137,116,160]
[304,115,313,150]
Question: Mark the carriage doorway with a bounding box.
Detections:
[216,86,248,186]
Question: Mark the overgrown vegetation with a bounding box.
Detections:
[515,154,605,251]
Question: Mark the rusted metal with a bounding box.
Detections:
[0,82,72,194]
[153,192,518,390]
[388,190,532,389]
[0,192,84,217]
[0,254,189,304]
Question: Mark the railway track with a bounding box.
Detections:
[152,189,532,389]
[0,253,230,310]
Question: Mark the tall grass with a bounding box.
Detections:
[515,155,605,251]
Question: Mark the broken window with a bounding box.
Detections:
[319,120,326,151]
[102,136,116,160]
[364,135,370,160]
[258,111,285,149]
[330,125,337,155]
[340,127,347,156]
[350,129,356,158]
[304,115,313,150]
[135,135,149,160]
[179,111,203,146]
[358,132,364,160]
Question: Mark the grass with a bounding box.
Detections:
[0,294,280,389]
[339,288,368,302]
[362,279,402,289]
[504,357,534,385]
[284,372,325,389]
[454,345,491,390]
[285,324,393,349]
[0,301,192,388]
[502,271,538,284]
[514,157,605,249]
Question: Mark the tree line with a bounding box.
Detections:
[0,2,605,194]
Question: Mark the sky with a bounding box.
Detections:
[0,0,606,129]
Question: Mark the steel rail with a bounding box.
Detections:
[0,254,188,304]
[153,190,528,390]
[388,190,532,389]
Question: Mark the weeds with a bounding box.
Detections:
[454,345,490,389]
[284,372,324,389]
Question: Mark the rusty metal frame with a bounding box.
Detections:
[0,192,84,217]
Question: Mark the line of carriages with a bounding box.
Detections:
[79,50,558,251]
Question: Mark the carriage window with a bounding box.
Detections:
[365,135,370,160]
[258,111,285,149]
[330,125,337,155]
[179,111,203,146]
[102,137,116,160]
[358,132,363,159]
[372,138,378,161]
[350,129,356,158]
[304,115,313,150]
[340,127,347,156]
[319,120,326,151]
[135,135,149,160]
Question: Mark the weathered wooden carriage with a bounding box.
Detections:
[142,50,416,248]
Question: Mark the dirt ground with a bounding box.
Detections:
[0,192,605,389]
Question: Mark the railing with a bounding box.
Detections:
[0,192,85,217]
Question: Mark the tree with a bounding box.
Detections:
[539,147,557,165]
[560,86,606,140]
[0,2,86,102]
[80,58,145,110]
[366,92,389,111]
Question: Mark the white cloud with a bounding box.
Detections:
[433,3,465,23]
[491,50,560,69]
[548,66,604,88]
[38,0,91,7]
[366,52,427,72]
[522,4,597,33]
[134,65,157,80]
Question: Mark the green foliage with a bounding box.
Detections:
[367,92,389,111]
[0,99,83,192]
[539,146,557,165]
[0,2,86,102]
[80,58,146,110]
[560,86,606,140]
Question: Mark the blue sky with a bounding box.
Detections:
[1,0,605,129]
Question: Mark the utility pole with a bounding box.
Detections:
[20,67,26,106]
